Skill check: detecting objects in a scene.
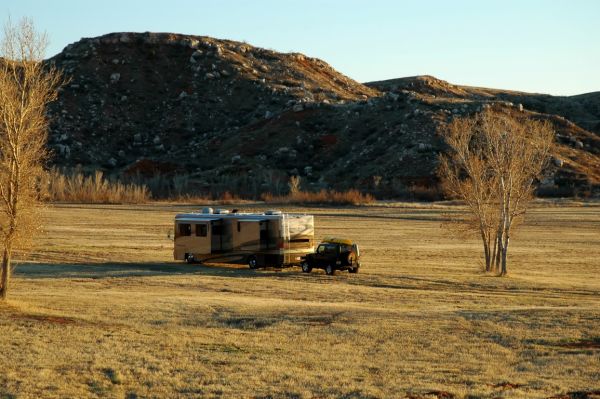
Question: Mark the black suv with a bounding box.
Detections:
[300,238,360,275]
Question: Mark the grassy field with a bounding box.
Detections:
[1,202,599,399]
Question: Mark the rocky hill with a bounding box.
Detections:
[367,75,600,135]
[366,76,600,193]
[45,33,600,197]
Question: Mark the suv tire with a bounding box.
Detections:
[248,255,258,269]
[301,261,312,273]
[325,264,335,276]
[349,266,359,273]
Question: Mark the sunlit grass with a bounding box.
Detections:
[1,202,599,398]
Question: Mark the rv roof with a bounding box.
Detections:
[175,212,310,221]
[174,217,219,223]
[175,214,221,220]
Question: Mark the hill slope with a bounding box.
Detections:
[46,33,600,197]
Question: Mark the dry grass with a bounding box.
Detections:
[1,202,599,398]
[263,189,375,206]
[43,169,151,204]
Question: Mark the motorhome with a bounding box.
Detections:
[173,208,315,268]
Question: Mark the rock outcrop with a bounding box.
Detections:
[44,32,600,197]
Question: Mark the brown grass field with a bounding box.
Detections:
[0,202,599,399]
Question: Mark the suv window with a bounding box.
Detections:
[324,244,338,254]
[317,244,337,254]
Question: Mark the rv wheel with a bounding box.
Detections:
[301,261,312,273]
[248,255,258,269]
[325,264,335,276]
[186,254,195,264]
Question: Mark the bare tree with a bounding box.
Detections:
[288,175,301,197]
[0,18,63,300]
[439,115,500,272]
[439,109,554,276]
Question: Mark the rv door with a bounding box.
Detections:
[259,220,270,250]
[211,219,224,253]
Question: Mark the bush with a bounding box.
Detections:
[536,185,576,198]
[408,185,444,201]
[262,189,374,206]
[43,168,150,204]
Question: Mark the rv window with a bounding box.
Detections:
[195,224,207,237]
[179,223,192,236]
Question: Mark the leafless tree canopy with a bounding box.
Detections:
[0,18,63,300]
[439,109,554,275]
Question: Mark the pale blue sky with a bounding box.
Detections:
[3,0,599,95]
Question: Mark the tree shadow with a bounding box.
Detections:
[14,261,309,280]
[314,210,458,222]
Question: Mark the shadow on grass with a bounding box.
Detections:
[14,261,311,280]
[0,392,17,399]
[315,210,457,223]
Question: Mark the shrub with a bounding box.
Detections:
[43,168,150,204]
[262,189,374,206]
[408,185,444,201]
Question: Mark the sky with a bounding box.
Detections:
[2,0,599,95]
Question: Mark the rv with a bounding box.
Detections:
[173,208,315,268]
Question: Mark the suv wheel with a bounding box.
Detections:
[301,261,312,273]
[325,264,335,276]
[349,266,359,274]
[248,255,258,269]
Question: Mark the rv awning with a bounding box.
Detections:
[236,218,267,222]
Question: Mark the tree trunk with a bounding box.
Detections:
[0,247,10,300]
[494,230,502,272]
[500,235,509,276]
[481,230,491,271]
[0,264,4,299]
[491,233,498,272]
